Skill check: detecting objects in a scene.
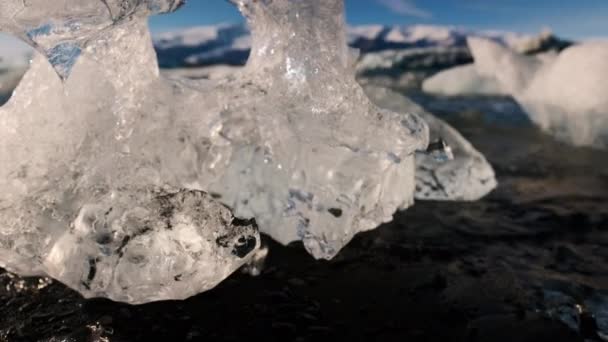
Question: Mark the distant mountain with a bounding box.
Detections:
[153,24,572,69]
[154,24,251,68]
[0,24,573,104]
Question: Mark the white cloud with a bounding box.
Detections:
[376,0,432,19]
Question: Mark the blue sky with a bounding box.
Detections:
[148,0,608,39]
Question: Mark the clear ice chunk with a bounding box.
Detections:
[363,85,497,201]
[0,0,428,302]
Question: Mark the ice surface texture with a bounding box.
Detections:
[467,38,608,148]
[0,0,430,302]
[363,86,497,201]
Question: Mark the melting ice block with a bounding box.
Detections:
[363,85,497,201]
[467,38,608,148]
[0,0,429,303]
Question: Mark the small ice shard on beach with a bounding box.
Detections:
[0,0,183,79]
[0,0,428,302]
[363,85,497,201]
[467,37,608,148]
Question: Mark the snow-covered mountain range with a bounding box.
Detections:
[154,24,251,68]
[153,24,571,69]
[0,24,572,104]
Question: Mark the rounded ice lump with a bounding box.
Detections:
[363,85,497,201]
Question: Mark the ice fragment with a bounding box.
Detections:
[467,38,608,148]
[363,85,497,201]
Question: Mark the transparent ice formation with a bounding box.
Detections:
[0,0,429,302]
[468,38,608,148]
[363,85,497,201]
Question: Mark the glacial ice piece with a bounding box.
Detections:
[0,0,183,79]
[422,64,507,96]
[422,51,559,97]
[0,0,428,303]
[363,85,497,201]
[468,38,608,148]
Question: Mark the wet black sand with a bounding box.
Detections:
[1,95,607,342]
